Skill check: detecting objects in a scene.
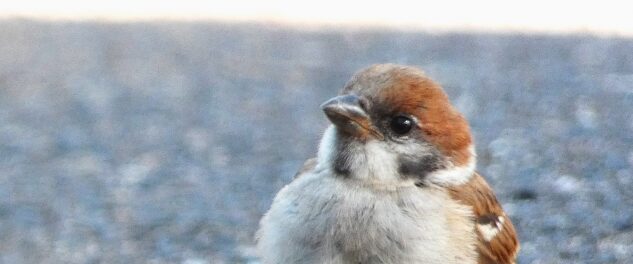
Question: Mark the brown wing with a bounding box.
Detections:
[293,158,318,179]
[448,172,520,264]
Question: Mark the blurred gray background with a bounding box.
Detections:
[1,19,632,263]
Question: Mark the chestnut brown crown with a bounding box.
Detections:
[322,64,473,167]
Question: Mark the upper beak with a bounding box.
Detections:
[321,95,384,140]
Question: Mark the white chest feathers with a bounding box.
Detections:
[257,173,478,264]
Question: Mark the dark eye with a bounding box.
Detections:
[390,116,414,135]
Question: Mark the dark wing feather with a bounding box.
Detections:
[448,172,520,264]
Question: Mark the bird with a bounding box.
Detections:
[256,64,519,264]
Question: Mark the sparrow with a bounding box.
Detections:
[256,64,519,264]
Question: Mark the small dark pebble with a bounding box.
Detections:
[512,188,538,200]
[616,221,633,231]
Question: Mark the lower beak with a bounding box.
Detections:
[321,95,384,140]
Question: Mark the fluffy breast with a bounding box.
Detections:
[257,172,478,264]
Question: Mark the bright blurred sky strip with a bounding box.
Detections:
[1,0,632,35]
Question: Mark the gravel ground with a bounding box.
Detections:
[0,19,632,263]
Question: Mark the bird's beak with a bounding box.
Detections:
[321,95,384,140]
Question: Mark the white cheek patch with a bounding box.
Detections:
[318,127,476,187]
[316,126,338,171]
[425,145,476,186]
[316,126,404,185]
[362,141,400,182]
[477,216,505,242]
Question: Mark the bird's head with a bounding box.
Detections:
[316,64,475,188]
